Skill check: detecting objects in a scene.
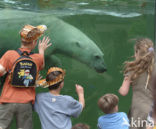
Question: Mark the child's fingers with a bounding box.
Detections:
[42,36,46,42]
[47,38,50,43]
[44,37,50,44]
[76,84,80,87]
[39,40,41,45]
[45,39,50,45]
[75,84,78,89]
[41,37,50,47]
[46,43,52,48]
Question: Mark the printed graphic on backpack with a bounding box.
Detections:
[10,59,37,87]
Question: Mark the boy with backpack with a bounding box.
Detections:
[0,24,51,129]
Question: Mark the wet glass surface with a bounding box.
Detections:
[0,0,155,129]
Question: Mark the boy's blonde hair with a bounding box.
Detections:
[124,38,155,88]
[98,94,119,114]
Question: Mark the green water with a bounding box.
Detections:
[0,0,155,129]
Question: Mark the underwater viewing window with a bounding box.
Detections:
[0,0,155,129]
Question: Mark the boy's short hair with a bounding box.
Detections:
[98,94,119,114]
[72,123,90,129]
[46,71,63,90]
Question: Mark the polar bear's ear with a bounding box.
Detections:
[75,41,83,48]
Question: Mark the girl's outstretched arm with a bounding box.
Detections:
[118,76,131,96]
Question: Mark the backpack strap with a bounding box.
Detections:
[12,49,33,66]
[16,49,34,56]
[16,49,23,56]
[8,49,34,73]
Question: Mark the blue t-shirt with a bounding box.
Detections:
[97,112,129,129]
[34,92,83,129]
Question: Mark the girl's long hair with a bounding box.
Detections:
[123,38,155,87]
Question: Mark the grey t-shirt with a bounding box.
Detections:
[34,92,83,129]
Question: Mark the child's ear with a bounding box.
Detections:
[115,105,119,112]
[60,81,64,88]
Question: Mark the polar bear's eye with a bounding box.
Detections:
[95,55,100,59]
[75,42,82,48]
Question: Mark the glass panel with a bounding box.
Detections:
[0,0,155,129]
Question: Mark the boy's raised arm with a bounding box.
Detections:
[76,84,85,108]
[38,36,52,68]
[38,36,52,55]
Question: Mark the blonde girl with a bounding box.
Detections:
[119,38,155,129]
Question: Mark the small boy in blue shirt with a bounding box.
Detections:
[97,94,129,129]
[34,67,85,129]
